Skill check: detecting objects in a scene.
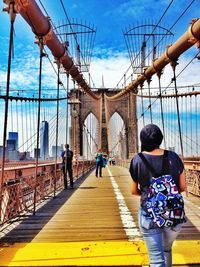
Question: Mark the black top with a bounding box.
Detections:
[129,150,184,191]
[61,149,73,163]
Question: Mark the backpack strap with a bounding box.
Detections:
[161,150,169,174]
[138,152,155,175]
[138,150,168,176]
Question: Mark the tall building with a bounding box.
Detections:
[8,132,18,150]
[7,139,16,151]
[52,145,62,158]
[0,146,8,160]
[40,121,49,160]
[34,148,40,159]
[6,138,19,160]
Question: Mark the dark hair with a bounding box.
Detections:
[65,144,69,149]
[140,124,163,152]
[141,144,160,152]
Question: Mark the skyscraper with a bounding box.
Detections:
[40,121,49,160]
[34,148,40,159]
[52,145,62,158]
[8,132,18,150]
[6,132,19,160]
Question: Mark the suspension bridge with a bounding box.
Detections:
[0,0,200,266]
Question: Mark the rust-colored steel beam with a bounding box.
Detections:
[107,18,200,100]
[7,0,99,100]
[137,90,200,98]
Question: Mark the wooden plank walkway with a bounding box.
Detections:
[0,165,200,266]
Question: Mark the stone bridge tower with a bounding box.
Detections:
[69,88,138,159]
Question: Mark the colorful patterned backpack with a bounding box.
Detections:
[138,150,186,227]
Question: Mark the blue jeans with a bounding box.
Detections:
[138,208,182,267]
[95,161,102,177]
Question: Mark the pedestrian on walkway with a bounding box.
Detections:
[61,144,74,189]
[102,154,107,168]
[129,124,186,267]
[108,156,112,165]
[95,148,103,177]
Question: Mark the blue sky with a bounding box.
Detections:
[0,0,199,91]
[0,0,199,156]
[36,0,199,52]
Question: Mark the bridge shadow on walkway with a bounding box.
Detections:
[0,170,92,244]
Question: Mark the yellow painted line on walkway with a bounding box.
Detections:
[0,240,199,266]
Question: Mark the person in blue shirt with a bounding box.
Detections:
[102,155,107,168]
[95,149,103,177]
[108,157,112,165]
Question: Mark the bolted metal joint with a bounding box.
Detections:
[3,0,17,22]
[170,60,179,71]
[35,36,46,57]
[188,18,200,45]
[152,60,163,78]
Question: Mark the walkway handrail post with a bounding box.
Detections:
[54,61,61,198]
[33,37,44,215]
[0,1,16,223]
[64,73,69,188]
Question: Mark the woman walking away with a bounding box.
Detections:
[129,124,186,267]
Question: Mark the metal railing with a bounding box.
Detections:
[116,158,200,197]
[0,159,95,226]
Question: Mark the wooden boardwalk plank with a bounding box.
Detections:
[0,166,200,266]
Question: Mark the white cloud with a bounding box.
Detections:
[89,52,130,88]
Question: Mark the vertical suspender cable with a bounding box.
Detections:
[32,100,36,155]
[21,101,24,151]
[195,94,198,156]
[11,100,13,132]
[0,3,16,223]
[34,100,37,136]
[185,95,188,155]
[89,124,93,158]
[147,78,152,123]
[171,96,175,150]
[86,127,88,159]
[171,63,184,156]
[181,95,184,153]
[173,96,176,149]
[140,84,145,127]
[25,101,29,152]
[29,101,33,156]
[190,95,192,156]
[33,38,44,215]
[65,73,69,188]
[54,62,60,198]
[16,100,19,134]
[157,72,166,148]
[127,92,131,158]
[166,93,169,146]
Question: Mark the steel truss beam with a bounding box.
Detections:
[108,18,200,100]
[4,0,99,100]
